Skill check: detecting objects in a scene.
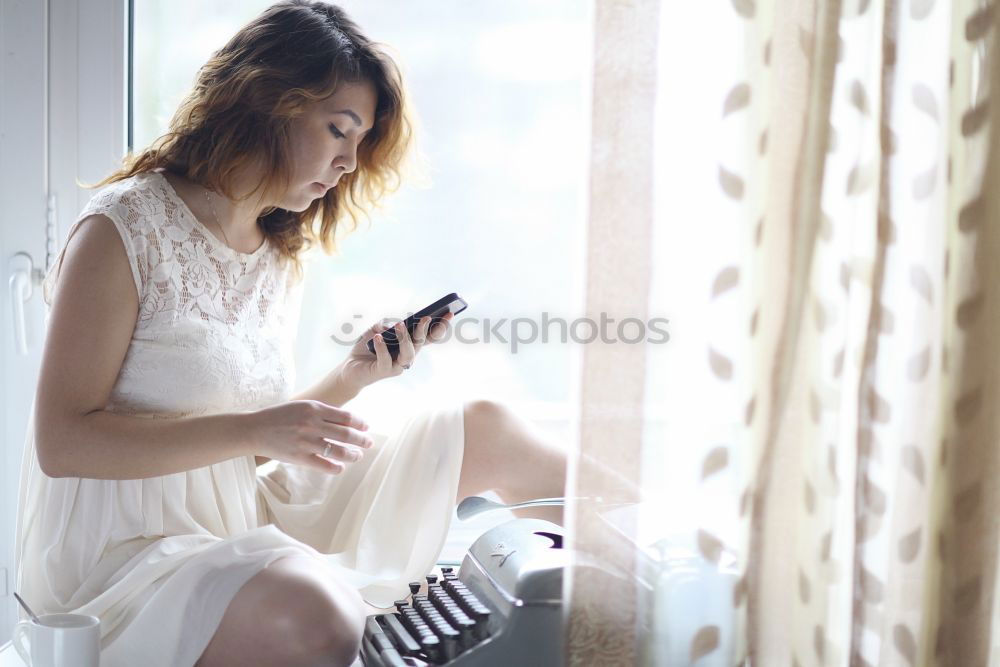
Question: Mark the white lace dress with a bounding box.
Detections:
[14,169,466,667]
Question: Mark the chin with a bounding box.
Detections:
[287,192,324,211]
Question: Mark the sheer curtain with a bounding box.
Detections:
[565,0,1000,664]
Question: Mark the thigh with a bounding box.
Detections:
[195,555,365,667]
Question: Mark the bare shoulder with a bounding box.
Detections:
[52,213,138,306]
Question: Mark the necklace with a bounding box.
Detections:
[202,187,232,250]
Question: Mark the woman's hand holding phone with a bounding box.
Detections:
[338,310,455,391]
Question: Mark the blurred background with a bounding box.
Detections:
[131,0,592,439]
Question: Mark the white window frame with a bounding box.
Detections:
[0,0,128,644]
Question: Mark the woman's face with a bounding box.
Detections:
[282,79,377,210]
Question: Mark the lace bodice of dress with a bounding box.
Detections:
[42,169,303,417]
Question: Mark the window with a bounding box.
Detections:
[132,1,592,446]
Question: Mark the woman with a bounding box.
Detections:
[13,2,568,665]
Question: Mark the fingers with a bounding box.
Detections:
[318,421,375,449]
[359,319,392,344]
[317,439,365,464]
[372,319,421,371]
[394,314,449,367]
[428,312,454,342]
[368,311,457,371]
[307,402,373,468]
[371,329,395,371]
[312,421,374,474]
[412,316,432,345]
[393,319,421,368]
[318,403,370,432]
[272,401,374,475]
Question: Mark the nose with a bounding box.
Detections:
[334,140,360,174]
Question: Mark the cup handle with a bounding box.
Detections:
[12,621,32,665]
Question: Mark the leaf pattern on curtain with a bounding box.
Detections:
[740,0,1000,665]
[568,0,1000,664]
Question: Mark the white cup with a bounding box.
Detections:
[12,613,101,667]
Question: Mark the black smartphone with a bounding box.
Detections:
[367,292,469,360]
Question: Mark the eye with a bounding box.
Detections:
[328,123,345,139]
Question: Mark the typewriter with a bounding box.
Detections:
[360,506,741,666]
[359,518,569,667]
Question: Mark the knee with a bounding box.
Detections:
[276,578,365,666]
[463,398,510,429]
[463,399,508,455]
[317,589,366,666]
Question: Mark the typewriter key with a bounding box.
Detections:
[419,636,442,664]
[381,613,421,656]
[428,620,459,661]
[452,592,474,613]
[400,612,425,636]
[360,635,380,667]
[370,632,394,653]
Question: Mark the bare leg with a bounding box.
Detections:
[459,400,569,524]
[195,555,365,667]
[459,400,644,525]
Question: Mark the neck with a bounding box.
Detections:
[205,163,271,235]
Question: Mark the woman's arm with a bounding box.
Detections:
[36,215,257,479]
[289,362,362,407]
[48,410,257,479]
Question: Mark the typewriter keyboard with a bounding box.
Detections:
[361,568,493,666]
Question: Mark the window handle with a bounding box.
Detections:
[8,252,36,356]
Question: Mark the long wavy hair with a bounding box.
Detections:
[88,0,421,279]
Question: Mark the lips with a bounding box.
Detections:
[313,172,346,192]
